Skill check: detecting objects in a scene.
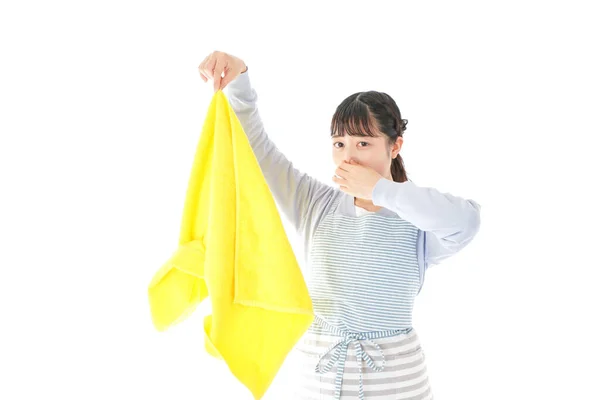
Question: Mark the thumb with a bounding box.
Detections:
[219,70,235,91]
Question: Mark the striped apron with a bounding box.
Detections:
[290,194,434,400]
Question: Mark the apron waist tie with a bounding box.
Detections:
[313,315,413,400]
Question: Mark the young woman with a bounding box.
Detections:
[199,51,481,400]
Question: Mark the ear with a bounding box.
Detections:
[392,136,404,158]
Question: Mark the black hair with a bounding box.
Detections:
[330,91,409,182]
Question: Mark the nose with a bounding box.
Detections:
[342,149,358,164]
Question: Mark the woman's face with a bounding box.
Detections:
[331,133,403,179]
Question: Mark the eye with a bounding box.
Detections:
[358,141,369,147]
[333,142,343,148]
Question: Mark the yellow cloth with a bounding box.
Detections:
[147,90,314,399]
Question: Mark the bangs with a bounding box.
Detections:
[330,97,381,138]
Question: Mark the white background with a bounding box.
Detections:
[1,1,599,399]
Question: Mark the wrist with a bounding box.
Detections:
[372,177,391,206]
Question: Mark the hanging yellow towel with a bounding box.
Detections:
[147,90,314,399]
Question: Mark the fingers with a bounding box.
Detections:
[335,166,350,178]
[332,175,347,187]
[203,56,216,79]
[198,51,244,91]
[213,57,225,92]
[198,54,209,80]
[198,52,218,84]
[220,65,234,90]
[337,160,360,173]
[199,71,208,82]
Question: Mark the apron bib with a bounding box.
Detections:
[289,194,434,400]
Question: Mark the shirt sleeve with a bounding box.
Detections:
[223,68,335,235]
[371,178,481,267]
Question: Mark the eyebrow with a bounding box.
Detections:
[331,135,375,139]
[331,138,375,142]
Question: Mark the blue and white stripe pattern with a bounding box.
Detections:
[297,194,429,399]
[313,315,413,400]
[307,200,421,333]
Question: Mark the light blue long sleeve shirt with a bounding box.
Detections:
[223,68,481,293]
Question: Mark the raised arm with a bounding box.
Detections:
[223,68,334,235]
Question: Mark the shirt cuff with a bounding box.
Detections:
[372,177,398,208]
[223,67,253,102]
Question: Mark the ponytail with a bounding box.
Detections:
[390,155,408,183]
